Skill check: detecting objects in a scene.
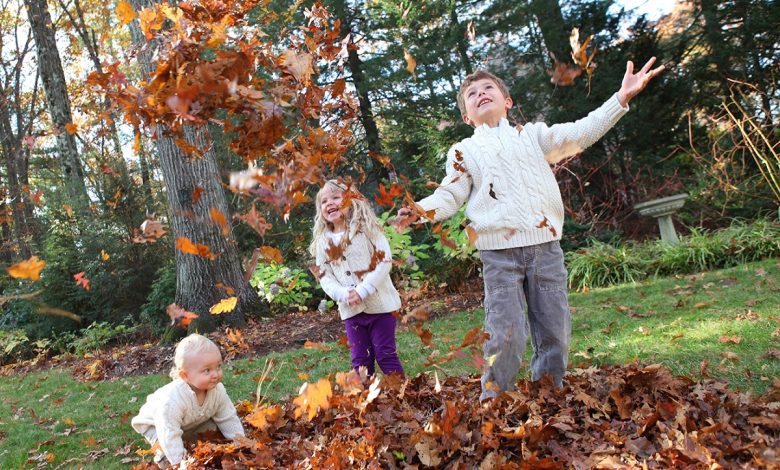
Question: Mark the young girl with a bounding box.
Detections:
[310,179,405,378]
[131,334,245,467]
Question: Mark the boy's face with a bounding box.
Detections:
[461,78,513,128]
[180,347,223,393]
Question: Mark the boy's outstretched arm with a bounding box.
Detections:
[617,57,665,107]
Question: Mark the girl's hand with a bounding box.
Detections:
[347,288,362,307]
[617,57,665,107]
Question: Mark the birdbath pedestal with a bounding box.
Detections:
[634,194,688,244]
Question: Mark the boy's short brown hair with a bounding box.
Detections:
[456,70,511,116]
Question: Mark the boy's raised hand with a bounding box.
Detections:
[617,56,665,107]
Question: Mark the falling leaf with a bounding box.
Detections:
[166,303,198,327]
[176,237,216,259]
[293,378,332,421]
[7,256,46,281]
[100,250,110,261]
[401,304,431,324]
[412,324,434,347]
[116,1,137,25]
[281,49,314,84]
[191,187,204,205]
[210,297,238,314]
[404,49,417,76]
[64,123,78,135]
[74,272,91,291]
[259,246,283,264]
[546,60,582,86]
[375,183,402,208]
[465,20,476,42]
[210,208,229,236]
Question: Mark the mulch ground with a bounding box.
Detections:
[0,281,484,382]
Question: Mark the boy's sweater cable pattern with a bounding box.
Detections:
[418,93,628,250]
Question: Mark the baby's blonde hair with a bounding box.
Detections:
[308,179,384,257]
[169,334,220,380]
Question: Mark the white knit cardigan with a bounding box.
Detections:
[315,223,401,320]
[418,93,629,250]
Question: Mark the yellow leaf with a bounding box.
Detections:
[245,404,282,431]
[293,378,332,421]
[116,1,137,25]
[209,297,237,314]
[404,48,417,76]
[62,417,76,427]
[7,256,46,281]
[100,250,110,261]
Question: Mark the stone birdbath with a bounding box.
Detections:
[634,193,688,244]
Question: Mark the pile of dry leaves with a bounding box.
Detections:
[134,363,779,469]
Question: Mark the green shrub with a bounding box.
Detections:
[56,321,139,357]
[380,212,431,290]
[140,260,177,331]
[250,264,314,314]
[566,240,648,290]
[566,218,780,290]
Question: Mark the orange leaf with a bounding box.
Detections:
[191,187,204,205]
[293,378,332,421]
[375,183,402,208]
[465,226,478,246]
[281,49,314,84]
[404,49,417,76]
[116,0,137,25]
[401,304,431,324]
[412,324,434,347]
[100,250,110,261]
[304,341,331,351]
[546,60,582,87]
[64,123,78,135]
[7,256,46,281]
[259,246,283,264]
[175,237,216,260]
[245,404,283,431]
[331,78,346,97]
[74,272,91,291]
[166,303,198,327]
[210,208,229,236]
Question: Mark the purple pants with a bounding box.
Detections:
[344,312,404,376]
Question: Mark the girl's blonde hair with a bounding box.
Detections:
[169,333,220,380]
[308,179,384,257]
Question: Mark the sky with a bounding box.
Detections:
[612,0,679,21]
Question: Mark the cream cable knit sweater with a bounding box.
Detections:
[418,93,629,250]
[131,379,244,466]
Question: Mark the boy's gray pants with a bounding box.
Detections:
[479,241,571,400]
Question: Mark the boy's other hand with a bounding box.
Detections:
[391,207,419,233]
[617,56,665,107]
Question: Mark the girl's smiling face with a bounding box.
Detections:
[319,184,348,232]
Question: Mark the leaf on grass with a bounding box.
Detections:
[303,341,331,352]
[718,335,742,344]
[293,378,332,421]
[7,256,46,281]
[166,303,198,327]
[210,297,237,315]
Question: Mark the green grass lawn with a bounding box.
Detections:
[1,258,778,468]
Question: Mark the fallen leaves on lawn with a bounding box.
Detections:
[132,363,779,469]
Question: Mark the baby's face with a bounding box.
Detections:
[181,347,223,393]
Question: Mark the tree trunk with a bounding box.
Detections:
[128,0,265,331]
[332,0,384,158]
[25,0,90,210]
[530,0,571,65]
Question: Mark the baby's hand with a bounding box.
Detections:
[347,288,362,307]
